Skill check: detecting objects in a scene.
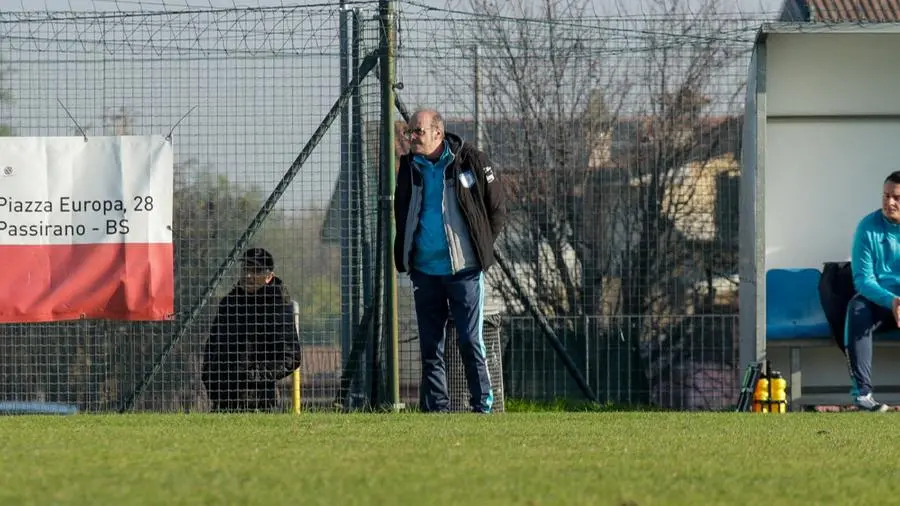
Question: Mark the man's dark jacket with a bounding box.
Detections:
[393,132,506,274]
[201,276,302,412]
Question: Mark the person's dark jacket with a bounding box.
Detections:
[393,132,506,274]
[201,276,302,412]
[819,261,856,353]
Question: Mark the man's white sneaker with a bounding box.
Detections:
[854,393,890,412]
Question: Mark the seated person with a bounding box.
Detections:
[845,170,900,412]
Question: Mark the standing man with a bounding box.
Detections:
[202,247,302,413]
[393,108,506,413]
[845,171,900,412]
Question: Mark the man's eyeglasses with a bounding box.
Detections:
[403,127,429,138]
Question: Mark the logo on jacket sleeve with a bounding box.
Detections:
[484,166,495,183]
[459,170,476,188]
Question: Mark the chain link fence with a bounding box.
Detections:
[0,1,771,412]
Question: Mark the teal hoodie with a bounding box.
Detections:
[411,141,455,276]
[851,209,900,309]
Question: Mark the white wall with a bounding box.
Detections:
[763,32,900,271]
[739,45,762,370]
[765,120,900,269]
[766,33,900,116]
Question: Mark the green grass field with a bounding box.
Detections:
[1,411,896,506]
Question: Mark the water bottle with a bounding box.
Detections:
[770,371,787,413]
[753,377,769,413]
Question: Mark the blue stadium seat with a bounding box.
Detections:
[766,268,832,340]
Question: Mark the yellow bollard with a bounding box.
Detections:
[290,300,302,415]
[292,368,301,415]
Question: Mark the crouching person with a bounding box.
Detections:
[202,248,302,412]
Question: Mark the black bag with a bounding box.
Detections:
[818,261,855,352]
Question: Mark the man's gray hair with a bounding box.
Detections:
[413,107,445,133]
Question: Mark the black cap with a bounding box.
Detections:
[243,247,274,272]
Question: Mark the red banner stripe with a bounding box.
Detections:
[0,243,174,323]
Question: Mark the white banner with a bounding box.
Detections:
[0,136,173,245]
[0,136,175,323]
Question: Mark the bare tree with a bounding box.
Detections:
[463,0,621,318]
[612,0,744,316]
[463,0,748,406]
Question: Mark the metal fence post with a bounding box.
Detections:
[379,0,402,412]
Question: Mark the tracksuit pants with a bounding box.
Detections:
[409,268,494,413]
[845,294,895,397]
